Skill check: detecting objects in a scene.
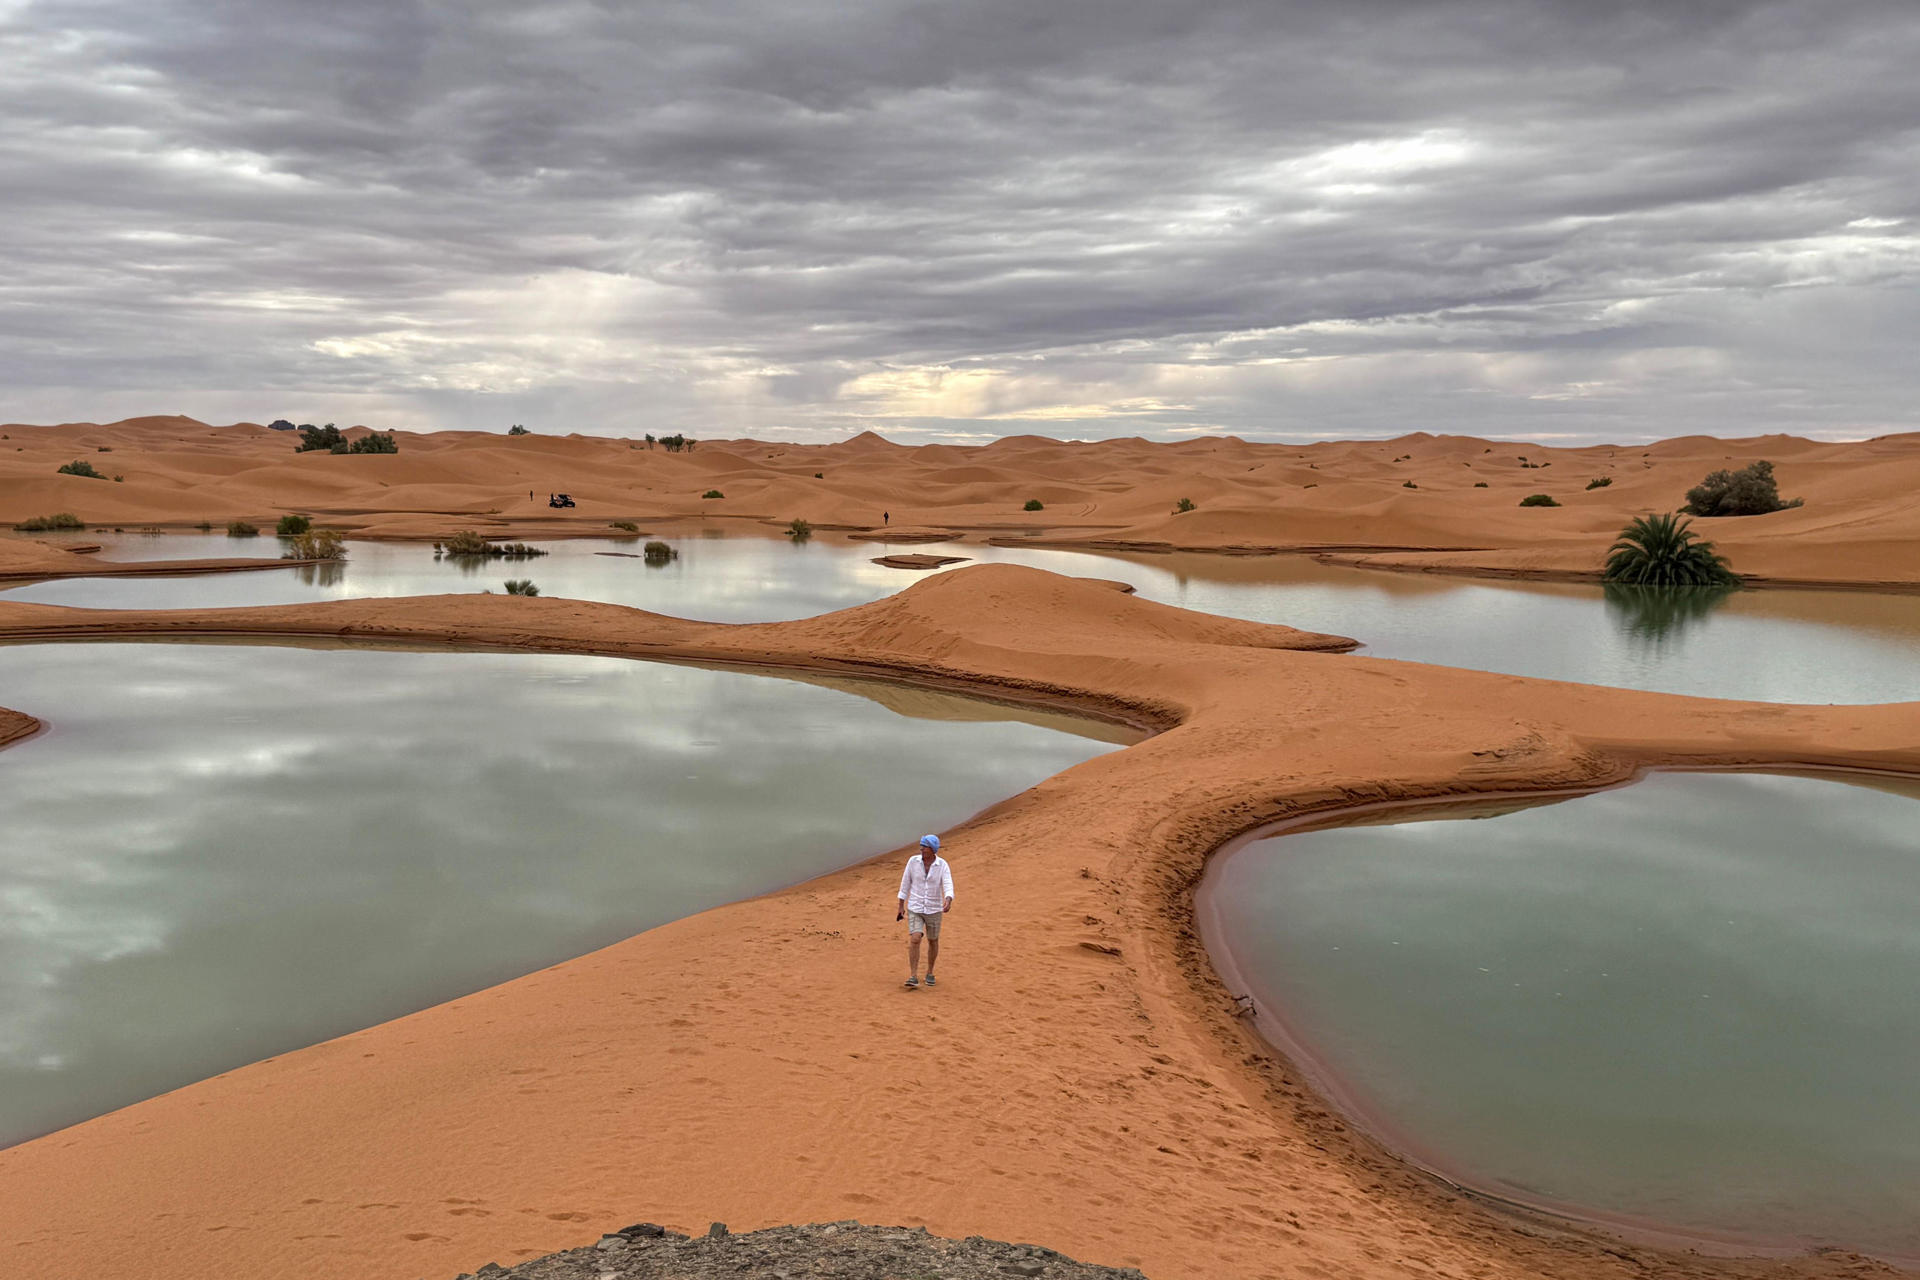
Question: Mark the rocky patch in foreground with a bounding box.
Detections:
[450,1220,1150,1280]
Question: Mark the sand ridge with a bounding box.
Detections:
[5,417,1919,589]
[0,565,1915,1280]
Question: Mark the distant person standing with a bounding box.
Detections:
[883,510,890,526]
[896,834,954,989]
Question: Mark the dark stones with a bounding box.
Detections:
[440,1220,1148,1278]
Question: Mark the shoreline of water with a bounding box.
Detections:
[1195,768,1920,1269]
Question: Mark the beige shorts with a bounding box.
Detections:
[907,910,943,939]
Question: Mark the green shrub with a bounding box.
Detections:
[348,431,398,454]
[96,445,112,452]
[57,459,104,479]
[787,518,812,540]
[15,513,83,532]
[507,424,531,436]
[1604,512,1739,587]
[1586,476,1613,490]
[658,433,690,453]
[296,423,342,453]
[702,489,724,499]
[503,578,540,596]
[1402,480,1418,489]
[609,520,639,533]
[282,529,346,560]
[1473,482,1489,488]
[441,530,489,556]
[1518,493,1559,508]
[1023,499,1044,512]
[276,514,312,536]
[227,521,259,537]
[113,474,124,482]
[1173,497,1196,513]
[1682,460,1801,517]
[642,540,677,564]
[814,472,823,479]
[441,530,548,559]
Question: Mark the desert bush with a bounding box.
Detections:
[609,520,639,533]
[1682,460,1801,517]
[787,518,812,540]
[57,459,104,479]
[1473,482,1489,488]
[814,472,824,479]
[1402,480,1418,489]
[441,530,547,559]
[702,489,724,499]
[96,445,112,452]
[297,423,343,453]
[276,514,312,536]
[113,475,123,482]
[658,433,690,452]
[282,529,346,560]
[1603,512,1739,587]
[194,520,213,530]
[642,540,677,564]
[1586,476,1613,490]
[1518,493,1559,508]
[503,578,540,595]
[1023,499,1044,512]
[267,419,295,432]
[227,521,259,537]
[15,513,84,532]
[1174,497,1196,513]
[508,424,531,436]
[348,431,398,454]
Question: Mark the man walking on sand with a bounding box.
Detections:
[897,834,954,989]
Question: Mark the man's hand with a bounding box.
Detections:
[896,904,905,921]
[943,896,954,914]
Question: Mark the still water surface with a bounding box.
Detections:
[8,531,1919,703]
[0,642,1119,1146]
[1202,772,1920,1260]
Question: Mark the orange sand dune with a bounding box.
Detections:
[0,566,1915,1280]
[4,418,1917,588]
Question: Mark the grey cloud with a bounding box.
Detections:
[0,0,1917,440]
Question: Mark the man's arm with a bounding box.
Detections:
[942,863,955,914]
[897,859,911,919]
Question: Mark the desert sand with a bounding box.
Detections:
[5,416,1920,589]
[1,418,1918,1280]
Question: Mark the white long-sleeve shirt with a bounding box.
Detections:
[898,854,955,916]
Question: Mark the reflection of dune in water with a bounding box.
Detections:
[0,630,1142,746]
[776,668,1144,745]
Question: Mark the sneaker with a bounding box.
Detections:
[903,975,919,988]
[924,973,937,987]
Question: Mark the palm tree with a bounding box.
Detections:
[1603,512,1739,587]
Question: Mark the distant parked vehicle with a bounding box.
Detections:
[548,493,576,508]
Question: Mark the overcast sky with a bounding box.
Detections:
[3,0,1917,443]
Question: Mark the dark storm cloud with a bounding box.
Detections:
[2,0,1917,439]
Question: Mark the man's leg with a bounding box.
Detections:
[926,932,940,977]
[906,928,922,980]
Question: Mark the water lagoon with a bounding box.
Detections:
[0,642,1121,1147]
[8,532,1920,703]
[1201,771,1920,1261]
